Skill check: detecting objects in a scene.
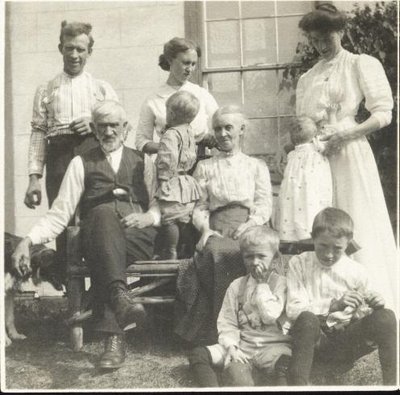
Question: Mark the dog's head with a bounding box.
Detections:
[5,233,64,292]
[30,250,64,291]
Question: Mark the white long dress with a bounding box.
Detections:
[278,139,332,241]
[296,49,397,310]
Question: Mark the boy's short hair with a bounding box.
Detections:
[59,20,94,51]
[239,226,280,253]
[311,207,354,240]
[166,91,200,125]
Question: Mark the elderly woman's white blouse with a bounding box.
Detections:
[135,81,218,151]
[192,151,273,228]
[296,49,392,129]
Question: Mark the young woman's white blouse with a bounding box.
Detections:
[135,81,218,151]
[295,49,397,310]
[296,49,392,129]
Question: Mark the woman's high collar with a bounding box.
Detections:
[321,48,346,66]
[157,81,194,98]
[217,149,242,158]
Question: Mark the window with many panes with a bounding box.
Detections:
[186,1,313,181]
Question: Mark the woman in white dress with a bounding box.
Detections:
[296,3,397,310]
[136,37,218,156]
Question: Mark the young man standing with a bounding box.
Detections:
[24,21,119,283]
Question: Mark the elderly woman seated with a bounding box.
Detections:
[175,106,273,346]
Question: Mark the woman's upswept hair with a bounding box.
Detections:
[59,20,94,51]
[159,37,201,71]
[299,3,347,34]
[239,226,280,253]
[211,105,247,129]
[311,207,354,240]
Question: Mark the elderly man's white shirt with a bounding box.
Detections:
[27,146,160,245]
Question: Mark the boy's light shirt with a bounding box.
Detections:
[286,251,373,325]
[217,274,289,351]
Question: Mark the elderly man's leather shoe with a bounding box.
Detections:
[99,334,126,369]
[109,284,147,331]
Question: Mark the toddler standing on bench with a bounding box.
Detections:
[189,226,292,387]
[286,207,396,385]
[155,90,202,259]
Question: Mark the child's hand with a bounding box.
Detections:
[320,131,347,157]
[365,291,385,309]
[252,266,272,284]
[224,345,249,366]
[232,219,257,240]
[196,229,223,251]
[159,180,170,195]
[201,133,217,149]
[337,291,364,310]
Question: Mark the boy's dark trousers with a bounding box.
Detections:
[188,346,291,387]
[288,309,397,385]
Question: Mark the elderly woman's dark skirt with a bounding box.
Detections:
[175,205,249,346]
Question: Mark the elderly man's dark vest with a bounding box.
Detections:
[80,146,149,219]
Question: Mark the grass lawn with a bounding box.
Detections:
[5,296,383,390]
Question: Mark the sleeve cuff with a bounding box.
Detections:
[28,165,44,176]
[255,283,274,297]
[219,337,239,349]
[248,214,264,226]
[370,111,392,129]
[192,208,210,231]
[136,138,152,152]
[148,207,161,227]
[26,230,43,245]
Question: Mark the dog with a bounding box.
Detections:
[4,232,63,346]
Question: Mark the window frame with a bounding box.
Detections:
[184,1,315,179]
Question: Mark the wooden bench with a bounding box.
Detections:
[66,225,191,351]
[66,224,314,351]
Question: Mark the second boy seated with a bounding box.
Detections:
[189,226,291,387]
[286,207,396,386]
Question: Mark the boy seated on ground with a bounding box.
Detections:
[286,207,396,386]
[189,226,292,387]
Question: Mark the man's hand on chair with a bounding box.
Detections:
[121,212,154,229]
[11,237,32,278]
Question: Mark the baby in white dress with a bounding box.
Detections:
[277,117,332,242]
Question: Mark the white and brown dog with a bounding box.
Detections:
[4,232,63,346]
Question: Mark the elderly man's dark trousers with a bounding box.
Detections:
[288,309,397,385]
[81,205,157,334]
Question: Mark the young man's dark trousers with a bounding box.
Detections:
[288,309,397,385]
[46,134,98,282]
